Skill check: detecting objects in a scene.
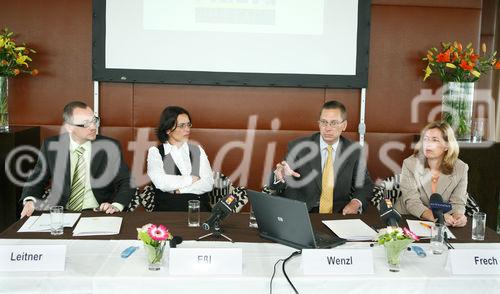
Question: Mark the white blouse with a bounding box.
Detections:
[147,142,214,194]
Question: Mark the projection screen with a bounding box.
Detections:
[92,0,371,88]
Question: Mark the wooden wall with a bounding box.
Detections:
[1,0,490,190]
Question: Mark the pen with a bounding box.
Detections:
[419,222,432,229]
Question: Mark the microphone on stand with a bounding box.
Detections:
[379,198,401,227]
[202,194,237,231]
[429,193,452,225]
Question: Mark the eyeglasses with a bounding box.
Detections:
[177,122,192,129]
[68,116,100,128]
[318,119,344,128]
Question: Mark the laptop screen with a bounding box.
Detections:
[247,189,319,249]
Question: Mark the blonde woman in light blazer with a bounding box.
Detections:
[394,121,468,227]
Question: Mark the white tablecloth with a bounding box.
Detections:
[1,239,500,294]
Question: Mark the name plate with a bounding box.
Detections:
[0,245,66,272]
[169,248,242,275]
[302,249,374,275]
[450,249,500,275]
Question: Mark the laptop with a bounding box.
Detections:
[247,190,346,249]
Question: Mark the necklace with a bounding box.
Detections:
[431,175,439,183]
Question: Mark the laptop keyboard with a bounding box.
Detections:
[314,232,346,249]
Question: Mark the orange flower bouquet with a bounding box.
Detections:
[0,28,38,131]
[0,28,38,77]
[423,41,500,82]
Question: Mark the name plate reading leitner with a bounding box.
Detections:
[302,249,374,275]
[169,248,242,275]
[450,249,500,275]
[0,245,66,272]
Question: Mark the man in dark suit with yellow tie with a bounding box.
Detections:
[269,100,373,214]
[20,101,135,217]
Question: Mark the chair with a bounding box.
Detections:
[127,184,248,213]
[371,174,480,217]
[127,185,155,212]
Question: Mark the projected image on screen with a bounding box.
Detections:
[93,0,370,88]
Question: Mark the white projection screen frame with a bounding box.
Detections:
[92,0,371,88]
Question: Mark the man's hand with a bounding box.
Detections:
[191,175,200,183]
[97,202,119,214]
[20,201,35,218]
[274,161,300,182]
[342,199,361,215]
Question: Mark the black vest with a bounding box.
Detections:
[152,143,210,211]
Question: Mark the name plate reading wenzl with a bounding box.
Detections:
[169,248,242,275]
[450,249,500,275]
[302,249,374,275]
[0,245,66,271]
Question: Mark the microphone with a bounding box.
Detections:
[429,193,452,225]
[202,194,238,231]
[169,236,183,248]
[379,198,401,227]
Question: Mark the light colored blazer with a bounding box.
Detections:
[394,155,468,218]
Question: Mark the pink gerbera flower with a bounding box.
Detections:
[403,227,420,241]
[148,224,169,241]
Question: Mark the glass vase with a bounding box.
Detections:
[0,76,9,132]
[144,242,166,271]
[442,82,474,141]
[384,239,413,272]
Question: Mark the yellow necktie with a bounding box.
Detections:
[319,145,334,213]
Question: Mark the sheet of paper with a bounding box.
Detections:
[406,220,456,239]
[322,219,378,241]
[72,217,122,236]
[17,213,81,233]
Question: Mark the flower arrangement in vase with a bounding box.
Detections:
[422,42,500,140]
[137,223,173,271]
[0,28,38,132]
[377,227,419,272]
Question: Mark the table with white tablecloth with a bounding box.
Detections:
[1,239,500,294]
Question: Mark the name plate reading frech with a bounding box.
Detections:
[169,248,242,275]
[0,245,66,272]
[302,249,374,275]
[450,249,500,275]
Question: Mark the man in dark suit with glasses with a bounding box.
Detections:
[270,100,373,215]
[20,101,135,217]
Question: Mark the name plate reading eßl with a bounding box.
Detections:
[169,248,242,275]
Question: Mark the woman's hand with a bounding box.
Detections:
[450,213,467,227]
[420,209,435,222]
[444,214,455,226]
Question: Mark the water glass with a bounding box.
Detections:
[430,223,445,255]
[188,200,200,227]
[472,212,486,241]
[472,119,484,143]
[50,206,64,236]
[249,208,258,228]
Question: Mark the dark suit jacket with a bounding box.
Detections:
[269,133,373,213]
[21,133,136,208]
